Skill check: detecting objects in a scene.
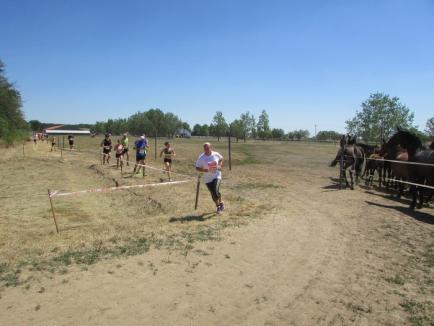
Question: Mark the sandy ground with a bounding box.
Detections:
[0,139,433,325]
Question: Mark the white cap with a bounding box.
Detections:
[140,136,145,139]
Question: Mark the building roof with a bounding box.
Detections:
[45,130,91,135]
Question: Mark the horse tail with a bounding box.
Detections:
[330,149,342,167]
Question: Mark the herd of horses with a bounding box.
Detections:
[330,128,434,210]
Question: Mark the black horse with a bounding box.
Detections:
[382,128,434,209]
[330,135,365,190]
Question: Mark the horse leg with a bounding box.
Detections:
[343,170,349,187]
[378,167,382,188]
[410,185,417,210]
[417,187,424,209]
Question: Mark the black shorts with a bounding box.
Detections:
[69,140,74,145]
[164,158,172,164]
[116,153,122,158]
[206,179,222,203]
[122,148,129,154]
[103,149,111,155]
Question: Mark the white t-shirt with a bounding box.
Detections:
[195,151,223,183]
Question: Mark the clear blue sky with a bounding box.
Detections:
[1,0,433,134]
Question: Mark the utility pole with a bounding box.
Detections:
[314,124,317,138]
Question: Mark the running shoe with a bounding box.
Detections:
[219,202,225,212]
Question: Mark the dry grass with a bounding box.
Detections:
[1,137,330,282]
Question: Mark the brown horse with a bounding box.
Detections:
[379,142,409,198]
[330,135,365,190]
[382,128,434,209]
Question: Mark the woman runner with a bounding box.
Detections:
[114,139,124,169]
[159,141,176,181]
[121,133,130,166]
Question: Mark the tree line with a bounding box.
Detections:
[0,60,28,145]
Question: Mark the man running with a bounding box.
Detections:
[195,142,225,214]
[68,134,75,150]
[100,133,112,165]
[121,133,130,166]
[133,135,149,176]
[160,141,176,181]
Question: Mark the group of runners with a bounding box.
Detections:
[99,134,225,214]
[34,134,75,152]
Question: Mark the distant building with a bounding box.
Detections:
[176,129,191,138]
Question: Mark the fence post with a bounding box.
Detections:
[154,133,157,161]
[194,175,201,210]
[47,189,59,234]
[228,134,232,171]
[339,150,344,189]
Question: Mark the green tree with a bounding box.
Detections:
[181,122,191,132]
[29,120,43,132]
[164,112,182,138]
[271,128,285,139]
[192,124,202,136]
[239,111,256,142]
[257,110,271,139]
[210,111,228,141]
[0,60,28,144]
[316,130,342,141]
[229,119,244,142]
[426,117,434,137]
[346,93,415,142]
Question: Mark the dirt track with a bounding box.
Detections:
[0,141,433,325]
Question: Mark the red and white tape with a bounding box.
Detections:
[50,180,191,198]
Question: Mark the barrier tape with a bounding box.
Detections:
[51,180,191,197]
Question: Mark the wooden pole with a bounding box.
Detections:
[62,136,65,150]
[154,133,157,161]
[339,150,344,189]
[60,146,63,159]
[57,136,60,149]
[100,152,103,165]
[228,134,232,171]
[47,189,59,234]
[194,175,201,210]
[22,142,25,157]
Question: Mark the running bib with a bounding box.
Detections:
[139,149,145,154]
[207,161,218,171]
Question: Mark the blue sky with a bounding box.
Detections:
[1,0,433,134]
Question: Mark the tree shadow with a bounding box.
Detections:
[169,213,216,223]
[365,201,433,225]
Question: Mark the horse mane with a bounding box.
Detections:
[390,128,423,150]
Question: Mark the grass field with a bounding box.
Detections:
[1,136,433,325]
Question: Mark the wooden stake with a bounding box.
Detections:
[100,152,103,165]
[22,142,25,157]
[154,133,157,161]
[47,189,59,234]
[339,150,344,189]
[228,134,232,171]
[60,146,63,159]
[194,175,201,210]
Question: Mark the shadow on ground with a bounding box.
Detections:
[169,213,216,223]
[365,201,433,224]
